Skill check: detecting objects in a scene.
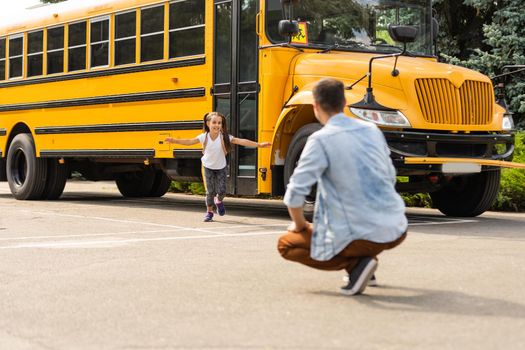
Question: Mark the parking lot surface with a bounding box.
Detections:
[1,181,524,350]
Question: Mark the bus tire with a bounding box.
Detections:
[6,133,48,200]
[284,123,322,201]
[116,169,156,198]
[149,170,172,197]
[42,159,69,200]
[430,170,501,217]
[0,158,6,182]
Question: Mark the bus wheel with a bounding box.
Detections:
[6,133,48,200]
[149,170,172,197]
[115,169,156,198]
[42,159,69,200]
[284,123,322,202]
[430,170,501,217]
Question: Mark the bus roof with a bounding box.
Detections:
[0,0,164,36]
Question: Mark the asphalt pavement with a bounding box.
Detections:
[0,181,524,350]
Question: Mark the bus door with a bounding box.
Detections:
[213,0,259,195]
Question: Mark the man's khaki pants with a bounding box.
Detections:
[277,227,406,273]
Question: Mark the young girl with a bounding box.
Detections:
[165,112,271,222]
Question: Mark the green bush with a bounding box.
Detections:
[400,193,432,208]
[169,181,206,195]
[492,131,525,211]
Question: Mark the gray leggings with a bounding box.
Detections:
[203,166,228,207]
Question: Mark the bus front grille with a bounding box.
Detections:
[414,79,493,125]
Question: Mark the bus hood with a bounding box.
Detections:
[287,51,502,132]
[292,52,491,92]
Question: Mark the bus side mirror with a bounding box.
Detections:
[388,25,418,43]
[279,20,299,37]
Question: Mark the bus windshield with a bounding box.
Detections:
[266,0,433,56]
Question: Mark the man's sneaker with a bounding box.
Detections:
[203,211,214,222]
[343,273,378,287]
[214,198,226,216]
[340,257,378,296]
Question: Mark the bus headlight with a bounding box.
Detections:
[349,108,412,127]
[502,114,514,131]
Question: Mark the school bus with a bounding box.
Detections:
[0,0,523,216]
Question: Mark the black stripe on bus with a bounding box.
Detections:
[0,88,205,112]
[35,121,202,135]
[0,128,6,136]
[0,57,205,89]
[173,149,202,159]
[39,149,155,158]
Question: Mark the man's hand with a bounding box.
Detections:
[287,206,311,232]
[287,220,312,233]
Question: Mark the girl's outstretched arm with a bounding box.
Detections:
[231,137,271,148]
[165,137,200,146]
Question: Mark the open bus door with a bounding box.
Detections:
[212,0,259,195]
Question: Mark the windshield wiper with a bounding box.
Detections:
[369,43,403,52]
[318,41,364,54]
[318,43,340,53]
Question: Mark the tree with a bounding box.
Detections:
[470,0,525,125]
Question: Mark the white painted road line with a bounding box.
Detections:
[27,210,228,235]
[0,229,179,241]
[409,219,477,226]
[0,230,285,250]
[0,224,288,242]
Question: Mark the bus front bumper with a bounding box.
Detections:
[383,130,522,174]
[404,157,525,170]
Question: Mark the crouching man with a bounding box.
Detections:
[277,78,408,295]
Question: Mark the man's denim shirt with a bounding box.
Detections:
[284,113,408,261]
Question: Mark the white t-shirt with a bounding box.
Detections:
[196,132,234,170]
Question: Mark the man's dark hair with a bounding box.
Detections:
[312,78,346,114]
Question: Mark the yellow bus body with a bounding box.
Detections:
[0,0,521,216]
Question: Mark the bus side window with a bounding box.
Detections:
[47,26,64,74]
[27,30,43,77]
[90,17,110,68]
[68,21,87,72]
[9,35,24,79]
[115,10,137,66]
[0,38,5,81]
[140,5,164,62]
[169,0,205,58]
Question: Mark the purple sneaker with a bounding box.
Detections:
[203,211,214,222]
[214,198,226,216]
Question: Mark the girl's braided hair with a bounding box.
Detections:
[203,112,232,153]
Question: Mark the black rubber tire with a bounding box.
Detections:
[149,170,172,197]
[115,168,156,198]
[0,158,6,182]
[284,123,322,202]
[6,133,48,200]
[430,170,501,217]
[42,159,69,200]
